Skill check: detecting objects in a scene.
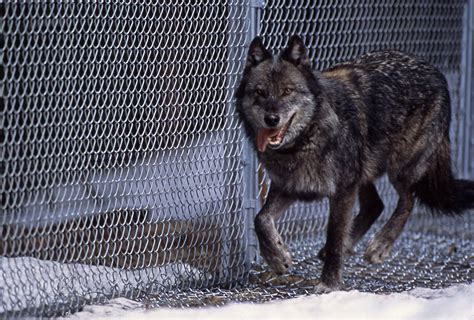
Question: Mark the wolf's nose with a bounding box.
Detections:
[264,114,280,127]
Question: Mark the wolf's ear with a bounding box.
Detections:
[245,37,272,68]
[281,35,310,67]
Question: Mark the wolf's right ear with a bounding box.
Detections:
[245,37,272,69]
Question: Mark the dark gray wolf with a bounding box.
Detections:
[235,35,474,290]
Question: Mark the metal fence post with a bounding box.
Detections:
[242,0,265,269]
[460,0,474,179]
[222,0,254,286]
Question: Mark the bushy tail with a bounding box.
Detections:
[412,137,474,214]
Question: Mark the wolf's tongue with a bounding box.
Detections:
[257,128,279,152]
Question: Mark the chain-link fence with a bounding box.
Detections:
[1,0,473,317]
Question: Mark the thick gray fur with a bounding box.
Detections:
[235,36,474,289]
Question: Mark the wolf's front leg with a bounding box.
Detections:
[321,187,358,289]
[255,185,295,274]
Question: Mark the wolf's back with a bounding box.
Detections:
[326,51,474,214]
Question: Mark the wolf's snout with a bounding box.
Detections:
[264,114,280,127]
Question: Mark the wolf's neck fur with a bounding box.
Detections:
[259,73,365,199]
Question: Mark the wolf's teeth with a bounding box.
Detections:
[265,116,294,148]
[268,137,283,145]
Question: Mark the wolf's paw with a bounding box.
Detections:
[364,237,393,264]
[259,236,293,275]
[312,282,337,294]
[317,245,354,262]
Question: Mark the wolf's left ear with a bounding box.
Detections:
[245,37,272,69]
[281,35,310,67]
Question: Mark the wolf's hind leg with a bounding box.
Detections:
[351,183,385,246]
[365,123,439,264]
[318,182,384,260]
[364,181,414,264]
[255,185,295,274]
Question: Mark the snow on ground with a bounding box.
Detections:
[1,256,472,318]
[0,257,204,313]
[65,283,473,320]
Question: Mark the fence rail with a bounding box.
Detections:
[1,0,472,317]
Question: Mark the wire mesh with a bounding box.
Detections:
[0,0,472,318]
[1,1,250,317]
[129,215,472,309]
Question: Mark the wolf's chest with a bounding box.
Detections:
[261,152,337,198]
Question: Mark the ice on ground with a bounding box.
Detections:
[0,256,205,313]
[64,283,474,320]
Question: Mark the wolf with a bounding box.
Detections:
[235,35,474,290]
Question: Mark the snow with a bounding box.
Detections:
[63,283,474,320]
[1,256,472,319]
[0,257,206,313]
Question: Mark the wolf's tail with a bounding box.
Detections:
[412,136,474,214]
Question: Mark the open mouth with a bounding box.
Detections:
[256,114,295,152]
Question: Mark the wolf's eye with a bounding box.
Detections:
[256,89,266,97]
[282,88,294,96]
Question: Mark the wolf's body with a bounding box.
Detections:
[235,36,474,289]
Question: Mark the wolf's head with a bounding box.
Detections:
[235,35,324,153]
